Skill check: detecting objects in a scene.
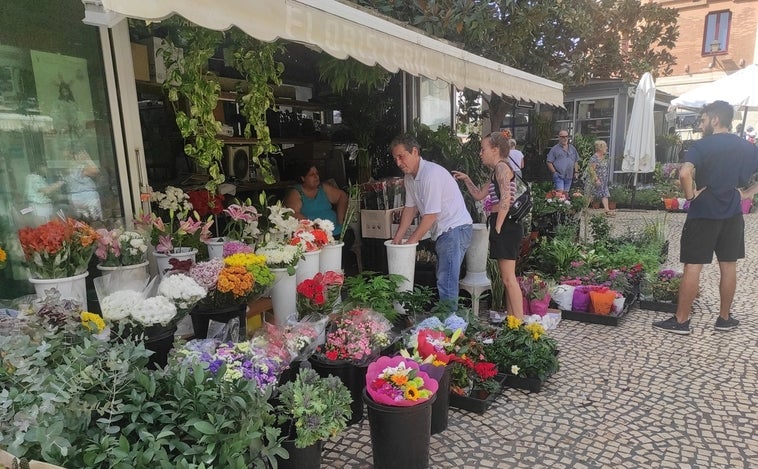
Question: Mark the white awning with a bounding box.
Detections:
[96,0,563,107]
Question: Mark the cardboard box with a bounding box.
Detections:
[361,208,403,239]
[131,43,150,82]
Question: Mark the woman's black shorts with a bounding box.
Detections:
[488,215,524,260]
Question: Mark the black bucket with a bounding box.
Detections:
[190,303,247,340]
[143,325,177,369]
[277,439,322,469]
[430,366,451,435]
[309,357,367,425]
[363,389,436,469]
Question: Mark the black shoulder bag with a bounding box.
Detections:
[496,157,532,222]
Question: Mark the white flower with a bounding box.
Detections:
[511,365,520,376]
[267,202,299,236]
[158,273,207,310]
[314,218,335,243]
[151,186,192,213]
[257,242,302,268]
[101,290,144,321]
[133,296,177,326]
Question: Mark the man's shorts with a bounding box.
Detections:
[680,215,745,264]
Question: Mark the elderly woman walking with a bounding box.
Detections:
[586,140,614,216]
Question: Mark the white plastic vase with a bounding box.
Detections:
[270,267,298,326]
[152,247,197,278]
[28,272,89,309]
[384,239,418,292]
[296,249,321,285]
[319,242,344,273]
[206,237,227,259]
[96,261,150,290]
[550,284,576,311]
[612,295,626,314]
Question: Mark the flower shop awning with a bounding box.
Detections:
[93,0,564,107]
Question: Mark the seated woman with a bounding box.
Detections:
[284,162,348,236]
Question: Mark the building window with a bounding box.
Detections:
[702,10,731,55]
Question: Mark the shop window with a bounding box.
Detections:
[0,0,123,298]
[702,10,731,55]
[419,77,452,130]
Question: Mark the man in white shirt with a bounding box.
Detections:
[390,134,473,311]
[508,139,524,177]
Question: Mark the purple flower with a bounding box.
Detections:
[223,241,253,256]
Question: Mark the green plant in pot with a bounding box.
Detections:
[276,368,353,450]
[482,316,559,381]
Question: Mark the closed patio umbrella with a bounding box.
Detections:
[621,72,656,206]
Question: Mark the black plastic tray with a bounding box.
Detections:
[638,300,677,313]
[561,294,635,326]
[449,374,507,414]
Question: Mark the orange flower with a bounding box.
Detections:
[390,374,409,386]
[217,265,254,297]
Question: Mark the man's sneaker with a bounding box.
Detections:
[714,315,740,331]
[652,316,691,335]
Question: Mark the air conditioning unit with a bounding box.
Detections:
[222,145,251,181]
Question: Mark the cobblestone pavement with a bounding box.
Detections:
[322,210,758,468]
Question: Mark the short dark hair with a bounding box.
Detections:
[293,160,318,181]
[702,100,734,128]
[389,134,421,154]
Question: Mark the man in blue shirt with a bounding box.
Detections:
[546,131,579,192]
[654,100,758,335]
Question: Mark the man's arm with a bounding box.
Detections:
[679,162,706,200]
[405,212,438,245]
[391,206,419,244]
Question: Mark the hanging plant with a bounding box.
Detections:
[162,20,224,191]
[231,33,284,185]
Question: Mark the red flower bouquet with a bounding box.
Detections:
[318,308,392,363]
[416,328,462,364]
[296,270,343,318]
[366,355,438,406]
[289,219,329,252]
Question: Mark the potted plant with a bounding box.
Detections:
[274,368,353,469]
[480,316,559,393]
[518,273,553,317]
[640,269,682,313]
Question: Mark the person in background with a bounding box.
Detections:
[285,161,347,236]
[653,100,758,335]
[453,131,524,319]
[745,126,756,145]
[508,139,524,177]
[586,140,614,216]
[25,161,64,224]
[546,130,579,193]
[65,149,102,221]
[391,134,472,312]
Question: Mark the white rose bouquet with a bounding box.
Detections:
[257,242,303,276]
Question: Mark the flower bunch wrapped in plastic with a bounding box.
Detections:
[178,339,285,392]
[98,273,206,328]
[366,356,438,406]
[296,270,343,318]
[518,273,552,301]
[95,228,148,267]
[257,242,303,275]
[415,328,463,364]
[256,315,327,363]
[290,219,329,252]
[223,198,261,243]
[18,217,99,279]
[317,308,392,364]
[223,240,253,256]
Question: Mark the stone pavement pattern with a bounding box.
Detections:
[321,210,758,468]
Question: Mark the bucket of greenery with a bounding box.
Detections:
[274,368,353,469]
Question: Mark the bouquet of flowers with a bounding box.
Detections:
[316,308,392,364]
[442,330,500,395]
[261,201,299,244]
[136,186,214,254]
[289,219,329,252]
[645,269,682,302]
[98,273,206,329]
[256,242,303,275]
[314,218,336,245]
[296,270,344,318]
[18,217,99,279]
[256,316,326,362]
[222,198,260,243]
[189,253,274,309]
[95,228,149,267]
[178,339,285,392]
[366,355,438,406]
[518,273,552,301]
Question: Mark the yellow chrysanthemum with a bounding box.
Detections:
[506,315,522,330]
[404,385,420,401]
[524,322,545,340]
[0,247,7,263]
[80,311,105,332]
